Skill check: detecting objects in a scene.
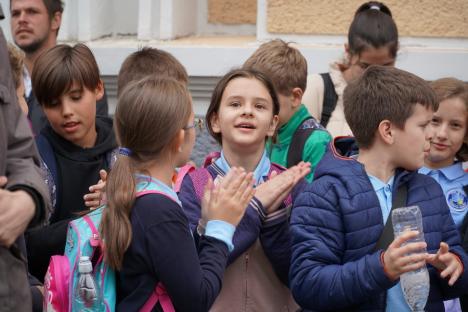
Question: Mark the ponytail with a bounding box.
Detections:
[101,155,136,270]
[347,1,399,59]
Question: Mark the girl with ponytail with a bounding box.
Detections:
[101,76,255,311]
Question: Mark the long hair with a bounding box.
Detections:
[101,76,192,270]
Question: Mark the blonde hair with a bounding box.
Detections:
[101,76,192,270]
[7,43,24,89]
[243,39,307,95]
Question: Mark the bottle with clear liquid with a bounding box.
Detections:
[73,256,104,311]
[392,205,430,312]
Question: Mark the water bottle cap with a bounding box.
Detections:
[78,256,93,273]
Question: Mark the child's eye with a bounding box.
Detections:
[229,101,241,107]
[450,122,462,129]
[255,103,266,110]
[431,118,440,125]
[71,95,82,101]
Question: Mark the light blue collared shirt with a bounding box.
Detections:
[368,174,411,312]
[214,150,271,186]
[420,163,468,228]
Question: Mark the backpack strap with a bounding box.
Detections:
[373,183,408,251]
[174,164,196,193]
[133,188,178,312]
[188,168,212,201]
[140,283,175,312]
[286,117,326,168]
[319,72,338,128]
[36,135,59,191]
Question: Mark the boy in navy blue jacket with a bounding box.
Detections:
[290,65,468,311]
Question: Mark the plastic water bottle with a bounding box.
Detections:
[74,256,103,311]
[392,205,430,312]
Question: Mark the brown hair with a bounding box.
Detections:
[101,76,192,270]
[7,43,24,89]
[32,43,100,108]
[243,39,307,95]
[430,77,468,161]
[117,47,188,95]
[206,68,280,145]
[344,65,437,148]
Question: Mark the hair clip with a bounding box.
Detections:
[369,5,381,10]
[119,147,132,157]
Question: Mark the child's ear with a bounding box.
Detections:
[210,113,221,134]
[172,129,185,153]
[267,115,279,137]
[378,120,394,145]
[95,80,104,101]
[51,11,62,33]
[291,88,303,108]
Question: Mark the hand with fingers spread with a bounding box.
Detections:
[382,231,428,281]
[83,169,108,210]
[426,242,463,286]
[202,167,255,227]
[255,161,311,214]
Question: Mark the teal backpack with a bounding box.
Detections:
[43,179,176,312]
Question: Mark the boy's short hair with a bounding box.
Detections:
[344,65,438,148]
[32,43,100,108]
[243,39,307,95]
[117,47,188,95]
[7,43,24,89]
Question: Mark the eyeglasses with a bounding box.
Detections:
[183,118,204,130]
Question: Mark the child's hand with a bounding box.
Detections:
[83,169,108,210]
[426,242,463,286]
[255,161,311,214]
[202,167,255,227]
[382,230,428,281]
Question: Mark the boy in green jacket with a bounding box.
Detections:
[243,39,331,181]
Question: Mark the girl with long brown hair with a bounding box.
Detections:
[101,76,255,311]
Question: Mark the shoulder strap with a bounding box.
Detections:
[319,73,338,128]
[140,283,175,312]
[36,135,58,187]
[188,168,212,201]
[286,117,315,168]
[174,164,196,193]
[373,183,408,251]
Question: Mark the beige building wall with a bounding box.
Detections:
[208,0,257,24]
[267,0,468,38]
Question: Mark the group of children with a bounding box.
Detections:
[7,1,468,311]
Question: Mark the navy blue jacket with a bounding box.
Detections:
[179,162,300,285]
[290,138,468,311]
[118,194,229,311]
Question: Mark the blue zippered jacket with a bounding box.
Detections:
[290,138,468,311]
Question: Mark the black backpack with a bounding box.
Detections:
[319,73,338,128]
[286,117,326,168]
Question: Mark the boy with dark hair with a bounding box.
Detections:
[25,43,116,282]
[10,0,108,134]
[243,39,330,181]
[290,65,468,311]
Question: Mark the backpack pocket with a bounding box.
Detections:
[43,255,71,312]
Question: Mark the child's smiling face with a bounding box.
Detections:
[426,97,468,169]
[210,77,278,151]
